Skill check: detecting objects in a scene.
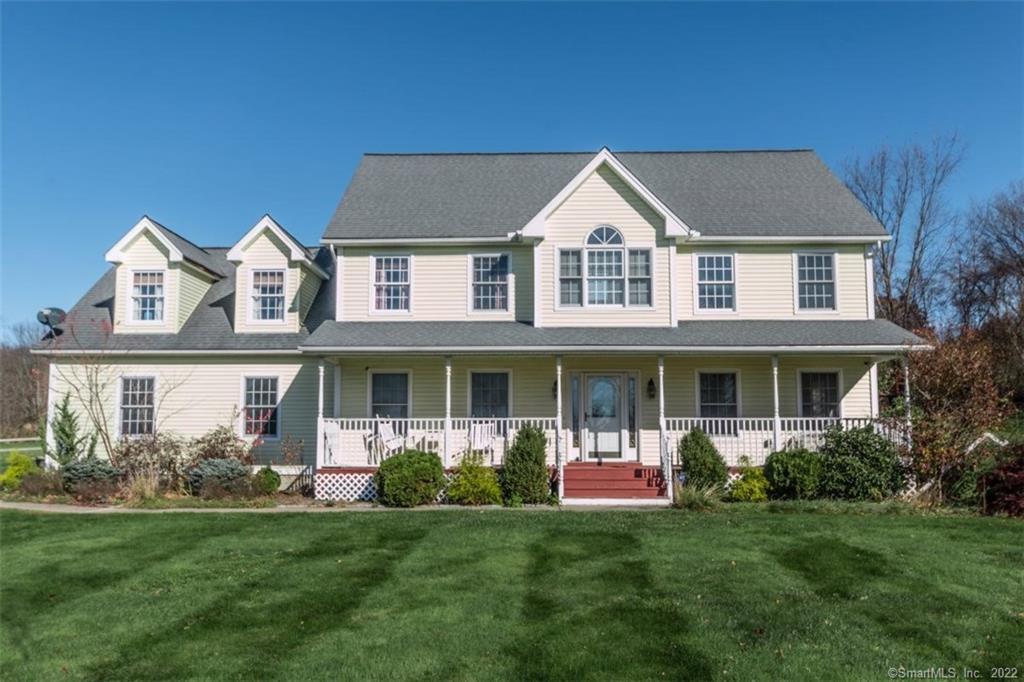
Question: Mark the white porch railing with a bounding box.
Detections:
[320,417,559,468]
[663,417,908,467]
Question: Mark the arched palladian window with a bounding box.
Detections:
[558,225,652,308]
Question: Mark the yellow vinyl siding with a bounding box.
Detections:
[540,165,672,326]
[113,230,179,334]
[177,265,214,329]
[339,245,533,322]
[49,357,327,465]
[233,231,301,333]
[679,244,870,319]
[297,267,321,322]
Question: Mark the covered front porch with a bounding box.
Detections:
[309,352,909,502]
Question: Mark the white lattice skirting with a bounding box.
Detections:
[315,473,377,501]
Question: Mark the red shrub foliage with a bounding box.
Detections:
[981,447,1024,517]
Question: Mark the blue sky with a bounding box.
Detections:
[2,1,1021,329]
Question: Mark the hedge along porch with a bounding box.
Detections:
[310,352,910,503]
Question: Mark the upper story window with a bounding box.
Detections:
[373,256,410,311]
[796,253,836,311]
[696,255,735,311]
[120,376,155,436]
[559,226,652,308]
[471,255,509,311]
[131,271,164,322]
[251,270,286,321]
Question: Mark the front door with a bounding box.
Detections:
[585,375,623,459]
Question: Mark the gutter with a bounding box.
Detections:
[31,349,304,357]
[298,344,930,354]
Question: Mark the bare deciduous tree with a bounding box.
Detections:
[843,133,965,329]
[0,322,49,437]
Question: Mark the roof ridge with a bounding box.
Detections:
[144,216,213,255]
[362,149,816,157]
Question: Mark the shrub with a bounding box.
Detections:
[49,394,90,465]
[730,461,768,502]
[980,448,1024,517]
[374,450,445,507]
[189,425,254,465]
[126,468,161,502]
[501,425,550,504]
[678,429,727,488]
[254,467,282,495]
[0,452,39,490]
[18,471,64,497]
[198,476,258,500]
[672,480,722,511]
[446,452,502,506]
[817,426,904,501]
[61,457,122,491]
[186,458,249,496]
[115,433,189,492]
[765,448,822,500]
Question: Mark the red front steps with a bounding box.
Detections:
[562,462,667,499]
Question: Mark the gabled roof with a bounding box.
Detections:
[324,149,888,241]
[105,216,228,277]
[34,246,336,354]
[227,215,329,279]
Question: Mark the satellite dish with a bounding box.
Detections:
[37,307,66,328]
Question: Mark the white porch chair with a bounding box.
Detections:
[468,421,497,463]
[374,417,405,459]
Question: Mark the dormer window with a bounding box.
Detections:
[558,226,652,308]
[251,270,286,321]
[131,271,165,322]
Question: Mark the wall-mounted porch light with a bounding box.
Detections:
[647,378,657,400]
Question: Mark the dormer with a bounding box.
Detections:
[105,217,224,334]
[227,215,329,333]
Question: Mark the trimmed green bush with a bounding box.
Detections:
[730,464,768,502]
[678,429,727,488]
[0,452,39,490]
[501,425,550,504]
[186,458,249,496]
[374,450,445,507]
[818,426,904,501]
[254,467,281,495]
[447,452,502,506]
[61,457,122,491]
[765,448,822,500]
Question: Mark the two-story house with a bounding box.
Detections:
[35,148,924,504]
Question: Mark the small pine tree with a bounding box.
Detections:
[678,428,728,488]
[501,425,550,504]
[50,394,88,466]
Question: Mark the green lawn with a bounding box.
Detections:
[1,508,1021,680]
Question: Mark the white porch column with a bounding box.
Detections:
[444,356,453,467]
[902,356,913,446]
[315,360,325,468]
[771,355,781,452]
[658,355,671,501]
[555,355,563,500]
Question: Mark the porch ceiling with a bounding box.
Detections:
[301,319,926,355]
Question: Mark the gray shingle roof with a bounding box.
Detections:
[146,218,230,277]
[324,150,886,240]
[34,247,335,353]
[301,320,924,352]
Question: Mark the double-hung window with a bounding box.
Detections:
[698,372,739,436]
[470,372,510,418]
[696,255,735,311]
[120,377,155,436]
[800,371,841,417]
[471,255,509,311]
[370,372,409,419]
[796,253,836,311]
[558,226,652,308]
[244,377,279,438]
[131,271,164,322]
[373,256,410,312]
[251,270,285,321]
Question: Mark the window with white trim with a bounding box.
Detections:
[797,253,836,310]
[800,372,840,417]
[373,256,410,311]
[698,372,738,418]
[131,271,164,322]
[471,255,509,311]
[558,226,652,308]
[120,377,155,436]
[371,372,409,419]
[697,255,735,310]
[251,270,285,321]
[244,377,279,437]
[470,372,509,418]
